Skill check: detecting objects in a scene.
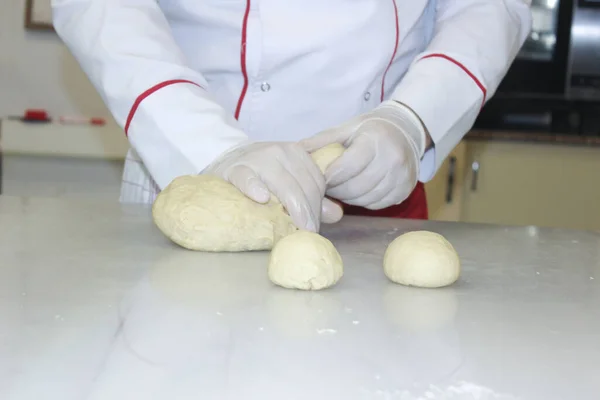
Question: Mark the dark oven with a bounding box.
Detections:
[474,0,600,134]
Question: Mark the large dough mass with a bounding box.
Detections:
[268,231,343,290]
[152,143,345,252]
[152,175,297,251]
[383,231,460,288]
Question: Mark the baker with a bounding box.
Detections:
[52,1,531,232]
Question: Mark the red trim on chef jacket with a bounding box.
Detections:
[124,79,203,135]
[234,0,252,120]
[342,182,428,220]
[380,0,400,102]
[420,53,487,107]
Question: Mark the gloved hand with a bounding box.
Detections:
[203,141,343,232]
[300,100,428,210]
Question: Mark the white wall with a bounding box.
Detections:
[0,1,126,199]
[0,0,112,120]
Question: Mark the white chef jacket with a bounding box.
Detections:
[52,0,531,204]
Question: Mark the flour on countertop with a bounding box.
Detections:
[361,381,520,400]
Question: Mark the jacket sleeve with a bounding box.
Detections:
[391,0,532,182]
[52,0,249,189]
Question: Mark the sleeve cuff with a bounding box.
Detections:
[126,81,249,189]
[391,54,485,182]
[418,146,436,183]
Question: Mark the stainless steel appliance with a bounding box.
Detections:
[496,0,600,100]
[568,0,600,100]
[474,0,600,133]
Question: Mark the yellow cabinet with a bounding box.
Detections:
[460,140,600,231]
[425,141,468,222]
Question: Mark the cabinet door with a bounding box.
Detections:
[461,141,600,230]
[425,141,467,221]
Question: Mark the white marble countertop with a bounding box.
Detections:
[1,195,599,400]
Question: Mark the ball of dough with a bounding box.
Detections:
[310,143,345,174]
[152,175,297,252]
[383,231,460,288]
[268,231,343,290]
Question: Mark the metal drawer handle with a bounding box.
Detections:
[471,161,480,191]
[446,156,456,203]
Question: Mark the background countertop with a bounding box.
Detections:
[1,119,599,163]
[0,119,129,159]
[467,129,600,147]
[1,196,599,399]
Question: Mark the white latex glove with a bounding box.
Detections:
[300,100,428,210]
[203,142,343,232]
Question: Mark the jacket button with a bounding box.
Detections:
[363,91,371,101]
[261,82,271,92]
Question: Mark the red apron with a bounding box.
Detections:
[341,182,428,220]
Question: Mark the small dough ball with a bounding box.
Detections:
[310,143,345,174]
[383,231,460,288]
[268,231,343,290]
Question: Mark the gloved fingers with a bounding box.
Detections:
[227,165,271,203]
[326,160,385,202]
[363,182,414,210]
[366,146,420,210]
[282,146,328,226]
[299,125,353,153]
[333,169,392,207]
[324,133,376,187]
[321,198,344,224]
[259,163,322,232]
[292,146,328,198]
